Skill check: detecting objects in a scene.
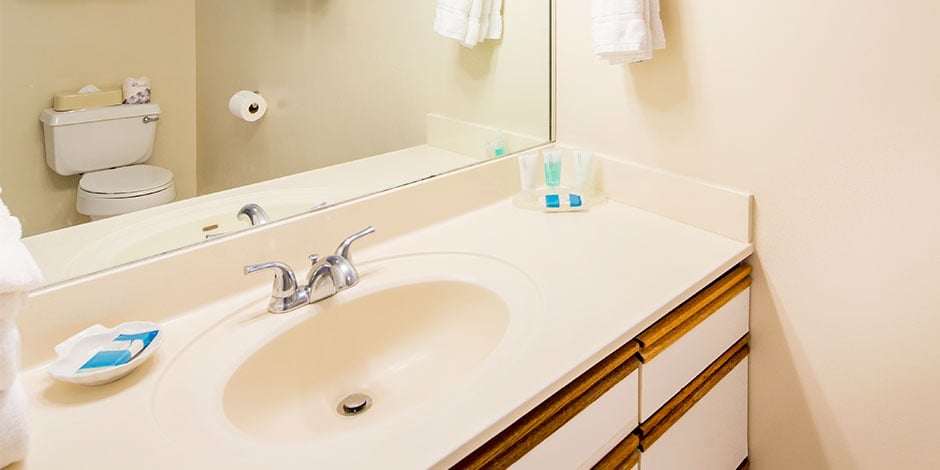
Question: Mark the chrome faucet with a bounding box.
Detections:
[205,203,272,240]
[237,203,271,226]
[305,226,375,302]
[244,226,375,313]
[243,262,309,313]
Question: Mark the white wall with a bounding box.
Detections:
[556,0,940,468]
[195,0,549,194]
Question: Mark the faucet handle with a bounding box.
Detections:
[335,226,375,263]
[244,262,299,299]
[309,254,320,265]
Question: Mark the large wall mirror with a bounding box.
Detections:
[1,0,552,289]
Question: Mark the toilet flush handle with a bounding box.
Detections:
[142,116,160,124]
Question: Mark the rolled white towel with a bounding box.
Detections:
[0,192,36,468]
[0,308,22,392]
[0,189,19,244]
[0,243,42,295]
[0,189,8,219]
[0,380,29,468]
[0,190,43,295]
[0,319,20,393]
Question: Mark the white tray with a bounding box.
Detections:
[47,321,163,386]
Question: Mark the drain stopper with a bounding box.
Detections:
[338,393,372,415]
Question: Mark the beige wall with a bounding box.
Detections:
[557,0,940,468]
[195,0,549,194]
[0,0,197,236]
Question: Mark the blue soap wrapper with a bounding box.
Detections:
[78,330,159,371]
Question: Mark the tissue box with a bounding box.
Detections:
[53,89,123,111]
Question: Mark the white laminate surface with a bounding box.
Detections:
[16,154,752,469]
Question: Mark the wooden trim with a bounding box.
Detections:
[638,334,750,450]
[639,276,750,362]
[592,433,640,470]
[636,263,751,362]
[453,341,641,469]
[737,457,750,470]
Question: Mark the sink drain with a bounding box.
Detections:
[337,393,372,416]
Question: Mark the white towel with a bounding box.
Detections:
[0,381,29,468]
[592,0,665,65]
[0,312,22,392]
[0,190,39,468]
[0,190,42,295]
[434,0,503,48]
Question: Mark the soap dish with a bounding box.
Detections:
[47,321,163,386]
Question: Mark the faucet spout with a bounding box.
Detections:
[307,259,339,301]
[238,203,271,226]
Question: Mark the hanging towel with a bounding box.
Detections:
[592,0,665,65]
[434,0,503,48]
[0,381,29,469]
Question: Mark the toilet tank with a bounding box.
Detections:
[39,104,161,176]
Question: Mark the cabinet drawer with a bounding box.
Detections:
[512,369,638,470]
[455,341,640,469]
[640,357,748,470]
[640,287,749,421]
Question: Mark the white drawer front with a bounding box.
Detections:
[512,369,639,470]
[640,287,749,421]
[640,357,748,470]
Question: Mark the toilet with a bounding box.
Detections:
[40,103,176,219]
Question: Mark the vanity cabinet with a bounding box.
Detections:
[453,264,751,470]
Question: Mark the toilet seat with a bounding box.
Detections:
[77,164,176,219]
[79,165,174,198]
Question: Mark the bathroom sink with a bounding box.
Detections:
[151,253,540,448]
[224,280,510,440]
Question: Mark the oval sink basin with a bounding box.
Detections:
[224,280,510,440]
[151,253,540,449]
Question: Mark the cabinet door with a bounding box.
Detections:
[640,288,749,421]
[640,358,748,470]
[511,370,639,470]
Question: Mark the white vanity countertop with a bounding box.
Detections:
[16,154,752,469]
[23,144,480,287]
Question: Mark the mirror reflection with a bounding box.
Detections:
[0,0,551,288]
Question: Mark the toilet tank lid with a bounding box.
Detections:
[40,103,161,127]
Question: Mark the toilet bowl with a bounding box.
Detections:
[76,165,176,219]
[40,103,176,219]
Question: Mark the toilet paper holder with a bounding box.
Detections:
[229,89,267,122]
[247,90,262,113]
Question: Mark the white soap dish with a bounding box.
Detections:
[47,321,163,386]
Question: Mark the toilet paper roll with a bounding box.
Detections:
[228,91,267,122]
